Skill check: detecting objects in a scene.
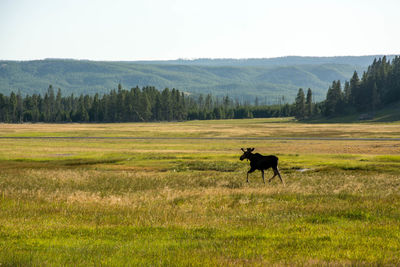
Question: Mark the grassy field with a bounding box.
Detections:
[0,118,400,266]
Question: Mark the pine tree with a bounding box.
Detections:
[205,94,213,111]
[55,88,63,122]
[161,88,172,121]
[140,93,152,121]
[16,91,23,122]
[343,81,350,105]
[386,56,400,103]
[371,82,379,112]
[47,85,55,122]
[0,94,7,122]
[295,88,305,119]
[74,95,89,122]
[305,88,313,118]
[324,80,343,116]
[91,93,100,122]
[9,92,17,122]
[349,71,360,106]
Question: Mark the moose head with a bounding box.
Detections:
[240,148,254,161]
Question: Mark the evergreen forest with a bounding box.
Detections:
[0,84,290,123]
[324,56,400,116]
[293,56,400,119]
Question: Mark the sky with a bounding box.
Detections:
[1,0,399,61]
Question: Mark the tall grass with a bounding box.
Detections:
[0,120,400,266]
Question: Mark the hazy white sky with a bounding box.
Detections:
[1,0,399,60]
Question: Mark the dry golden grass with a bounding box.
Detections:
[1,119,400,266]
[1,118,400,138]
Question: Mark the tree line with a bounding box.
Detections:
[0,84,295,123]
[293,56,400,119]
[323,55,400,116]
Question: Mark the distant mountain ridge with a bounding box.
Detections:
[1,55,398,102]
[133,55,399,67]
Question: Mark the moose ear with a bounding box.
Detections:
[251,148,255,151]
[241,148,245,152]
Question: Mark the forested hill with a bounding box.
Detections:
[135,55,396,67]
[0,56,397,102]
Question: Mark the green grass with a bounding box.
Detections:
[1,120,400,266]
[306,101,400,123]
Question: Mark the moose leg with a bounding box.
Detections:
[268,172,277,183]
[247,168,256,183]
[269,167,283,184]
[261,170,265,184]
[275,167,284,185]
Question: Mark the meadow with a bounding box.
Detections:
[0,118,399,266]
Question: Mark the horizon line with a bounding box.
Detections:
[1,54,399,62]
